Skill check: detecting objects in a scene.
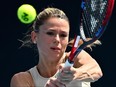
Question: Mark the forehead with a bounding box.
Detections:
[39,17,70,32]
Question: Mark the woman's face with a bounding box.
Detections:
[33,17,69,61]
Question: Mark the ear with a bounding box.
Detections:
[31,31,37,44]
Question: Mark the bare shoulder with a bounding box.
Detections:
[10,71,34,87]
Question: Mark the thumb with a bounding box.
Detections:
[58,63,65,70]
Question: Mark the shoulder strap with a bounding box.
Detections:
[29,66,48,87]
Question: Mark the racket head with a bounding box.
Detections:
[80,0,115,45]
[68,0,115,63]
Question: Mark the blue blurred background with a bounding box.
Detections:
[0,0,116,87]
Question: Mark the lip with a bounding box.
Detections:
[50,47,61,51]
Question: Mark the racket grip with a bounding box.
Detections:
[64,59,74,67]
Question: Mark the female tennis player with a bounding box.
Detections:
[10,7,103,87]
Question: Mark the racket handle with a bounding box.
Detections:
[64,59,74,67]
[54,59,73,78]
[54,36,80,78]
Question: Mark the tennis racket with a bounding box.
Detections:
[63,0,115,67]
[63,0,115,68]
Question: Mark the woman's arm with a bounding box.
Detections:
[71,50,103,82]
[44,50,103,87]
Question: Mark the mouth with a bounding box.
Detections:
[50,47,61,51]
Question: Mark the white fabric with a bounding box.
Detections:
[29,66,91,87]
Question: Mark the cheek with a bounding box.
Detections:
[36,38,49,54]
[36,34,52,48]
[61,39,68,49]
[37,36,50,45]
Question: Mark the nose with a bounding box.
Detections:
[53,34,60,44]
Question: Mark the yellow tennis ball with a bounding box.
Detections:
[17,4,37,24]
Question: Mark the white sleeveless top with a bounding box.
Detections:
[29,66,91,87]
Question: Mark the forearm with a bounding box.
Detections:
[74,58,103,82]
[71,49,103,82]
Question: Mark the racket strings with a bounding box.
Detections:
[82,0,108,38]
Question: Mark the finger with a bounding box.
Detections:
[58,63,65,69]
[58,73,74,84]
[50,78,66,87]
[62,66,76,74]
[62,72,74,79]
[45,83,56,87]
[60,78,72,85]
[63,70,73,75]
[60,72,74,79]
[45,80,56,87]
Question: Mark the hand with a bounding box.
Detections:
[44,64,75,87]
[57,64,75,85]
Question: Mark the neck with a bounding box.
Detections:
[36,53,66,78]
[37,63,57,78]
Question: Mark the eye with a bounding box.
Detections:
[46,32,54,36]
[60,34,67,37]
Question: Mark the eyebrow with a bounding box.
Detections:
[47,29,69,33]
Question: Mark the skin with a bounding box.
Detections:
[10,17,103,87]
